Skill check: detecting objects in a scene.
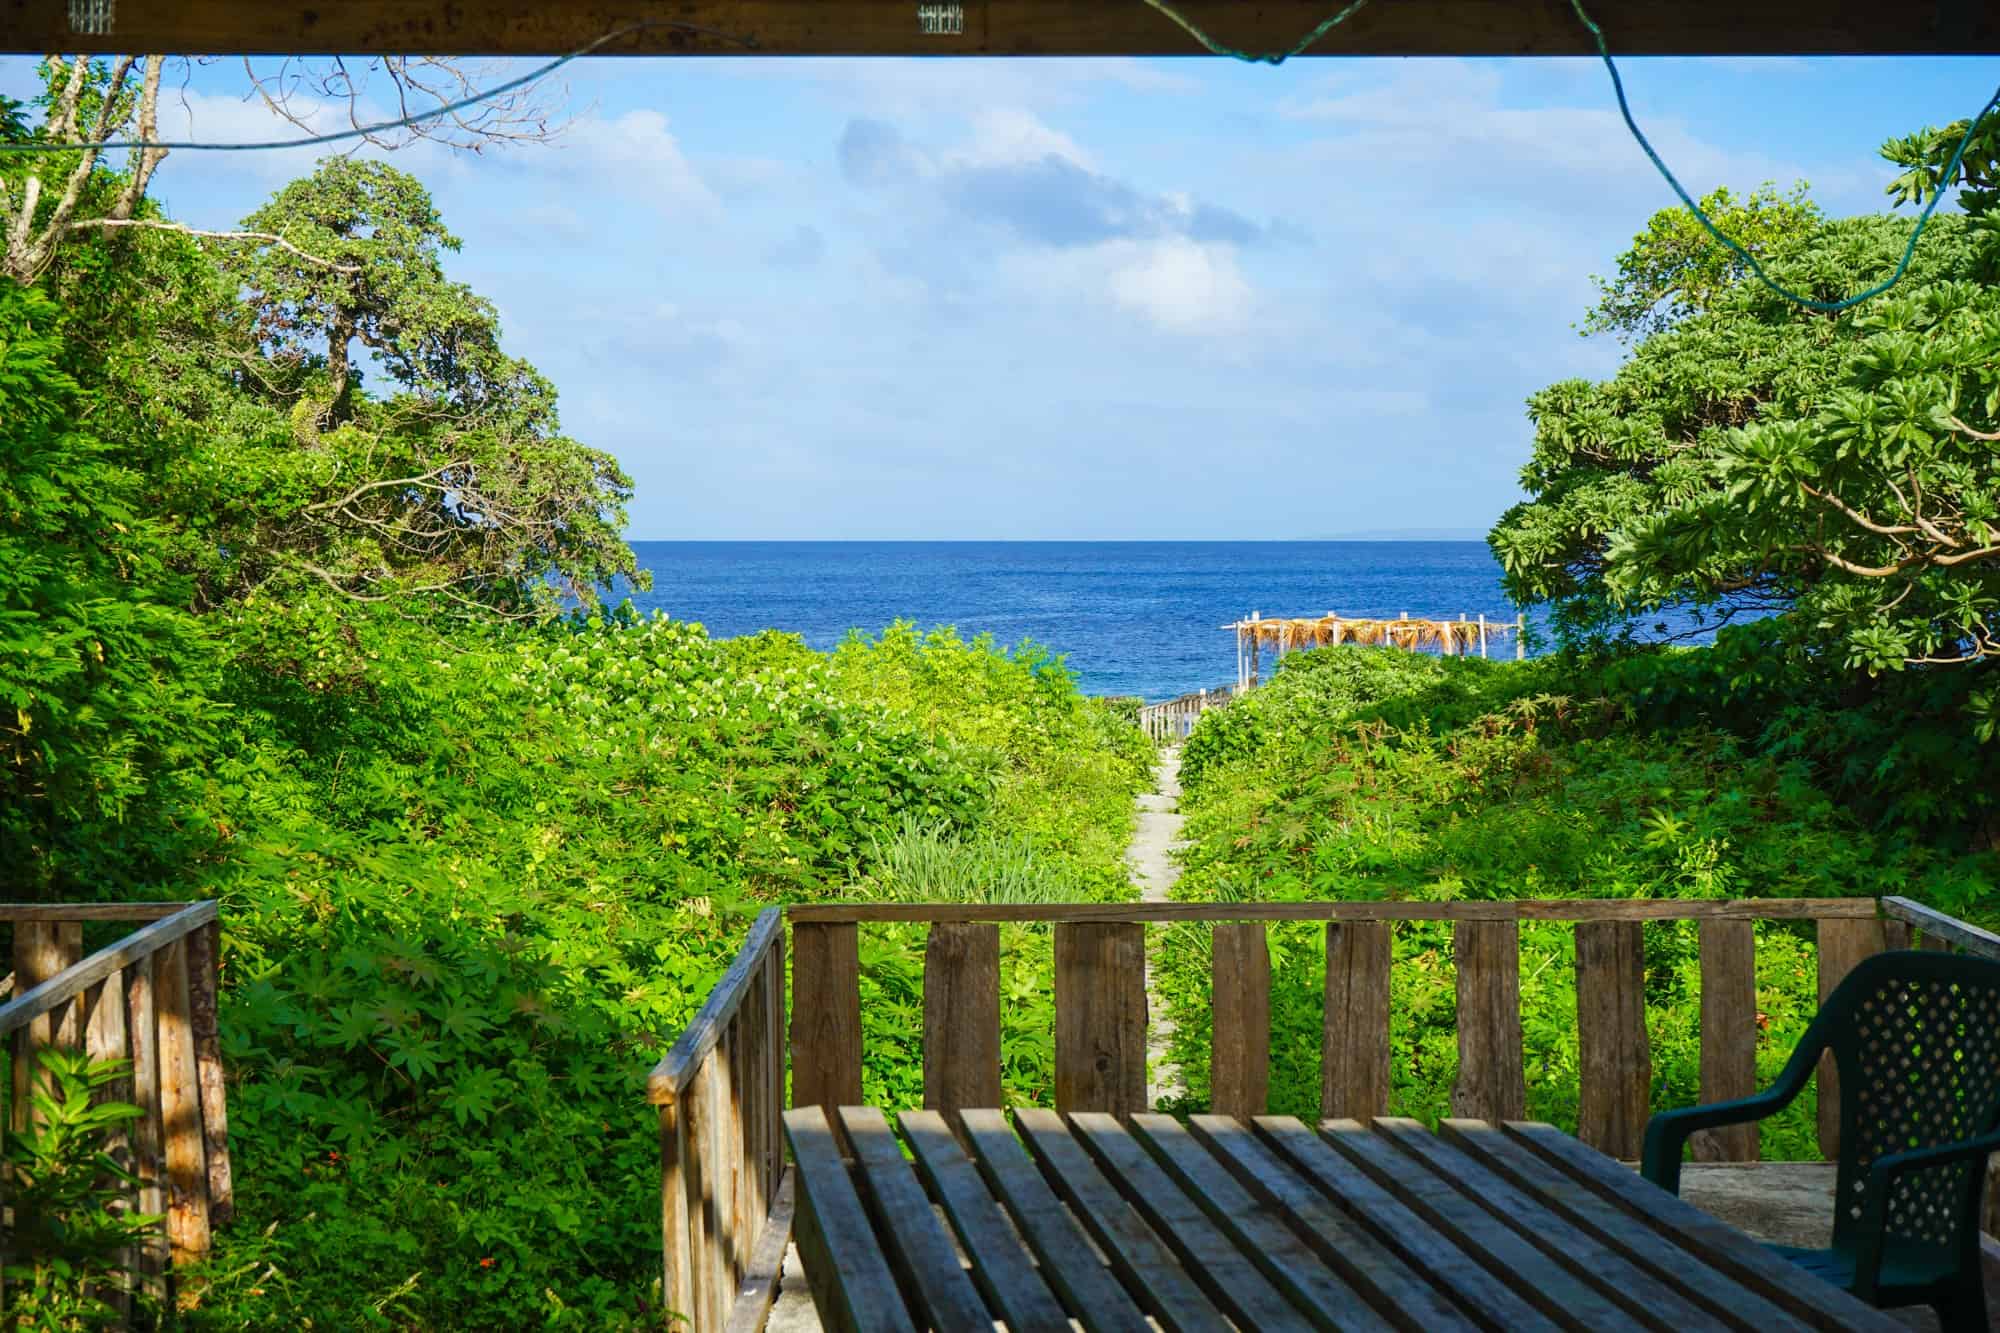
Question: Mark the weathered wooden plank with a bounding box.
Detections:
[1436,1119,1810,1333]
[681,1058,720,1331]
[81,971,134,1320]
[1321,921,1392,1122]
[1499,1121,1905,1332]
[1816,917,1887,1160]
[1375,1117,1709,1332]
[9,3,2000,64]
[766,930,787,1192]
[1013,1108,1233,1332]
[712,1022,742,1299]
[1055,923,1148,1114]
[0,903,189,922]
[721,1168,796,1333]
[649,909,782,1102]
[125,953,167,1303]
[1253,1117,1560,1333]
[791,898,1881,924]
[186,919,233,1225]
[1693,919,1759,1162]
[957,1108,1155,1333]
[1451,921,1524,1122]
[1574,922,1650,1159]
[0,902,217,1038]
[839,1107,994,1330]
[1210,922,1270,1119]
[659,1099,695,1327]
[784,1106,918,1333]
[1882,897,2000,960]
[10,920,81,1130]
[1318,1118,1628,1330]
[899,1109,1072,1331]
[789,921,862,1113]
[155,937,211,1270]
[921,922,1002,1122]
[1067,1110,1318,1332]
[1128,1113,1425,1332]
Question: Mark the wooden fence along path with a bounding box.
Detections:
[1136,685,1233,743]
[1,901,232,1312]
[1229,609,1525,691]
[655,893,1995,1327]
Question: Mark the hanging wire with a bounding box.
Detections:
[1138,0,1371,63]
[0,20,757,154]
[1566,0,2000,312]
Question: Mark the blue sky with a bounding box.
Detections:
[5,53,1996,539]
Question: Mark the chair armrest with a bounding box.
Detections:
[1849,1126,2000,1301]
[1641,1091,1794,1194]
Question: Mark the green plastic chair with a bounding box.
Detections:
[1642,949,2000,1331]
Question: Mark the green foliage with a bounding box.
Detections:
[1496,137,2000,716]
[168,613,1145,1328]
[2,1050,164,1330]
[1582,182,1822,341]
[0,280,216,893]
[1159,646,1996,1150]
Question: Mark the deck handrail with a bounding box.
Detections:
[653,893,2000,1327]
[649,907,789,1332]
[2,901,231,1311]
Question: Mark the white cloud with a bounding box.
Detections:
[1106,237,1252,334]
[957,107,1094,169]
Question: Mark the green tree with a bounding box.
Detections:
[1493,131,2000,723]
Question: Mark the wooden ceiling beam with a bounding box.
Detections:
[1,0,1995,59]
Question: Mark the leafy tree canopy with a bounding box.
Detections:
[1493,128,2000,735]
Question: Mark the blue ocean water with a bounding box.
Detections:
[621,541,1521,701]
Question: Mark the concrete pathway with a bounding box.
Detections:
[1127,746,1186,1107]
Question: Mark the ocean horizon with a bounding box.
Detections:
[620,540,1523,701]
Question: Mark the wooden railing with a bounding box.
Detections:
[1,901,231,1310]
[1136,684,1233,743]
[785,898,1922,1161]
[647,908,790,1333]
[653,894,1997,1326]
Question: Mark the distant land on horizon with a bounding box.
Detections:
[1314,528,1490,542]
[624,533,1495,543]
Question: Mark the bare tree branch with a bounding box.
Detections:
[65,218,362,271]
[238,55,569,154]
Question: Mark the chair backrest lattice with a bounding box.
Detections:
[1824,952,2000,1255]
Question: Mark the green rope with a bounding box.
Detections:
[1143,0,2000,313]
[1138,0,1372,63]
[1567,0,2000,312]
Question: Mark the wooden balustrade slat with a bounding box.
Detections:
[789,922,863,1113]
[11,920,81,1130]
[1816,917,1888,1159]
[1054,922,1148,1115]
[659,1098,695,1325]
[767,931,787,1189]
[1575,922,1650,1159]
[684,1059,721,1332]
[156,936,212,1270]
[741,952,769,1251]
[789,898,1881,924]
[82,972,134,1320]
[1321,922,1391,1122]
[1451,921,1524,1122]
[188,919,234,1224]
[1210,922,1269,1119]
[922,923,1002,1124]
[1693,920,1758,1162]
[125,953,168,1302]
